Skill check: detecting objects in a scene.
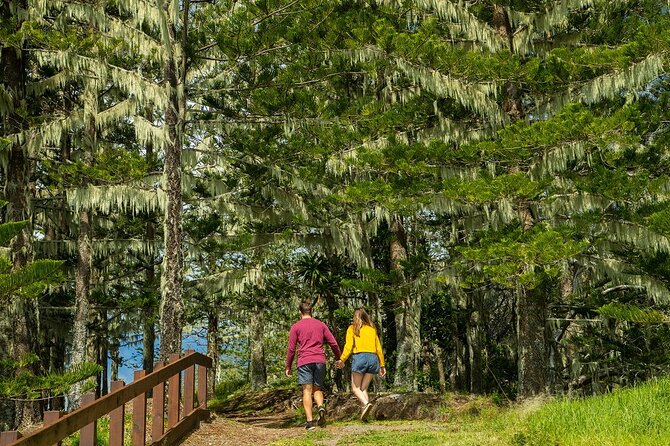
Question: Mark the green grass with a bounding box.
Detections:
[270,418,523,446]
[271,428,330,446]
[269,377,670,446]
[270,406,524,446]
[519,377,670,446]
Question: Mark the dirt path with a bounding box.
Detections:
[179,415,304,446]
[179,413,439,446]
[179,390,466,445]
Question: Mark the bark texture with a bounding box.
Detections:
[249,306,267,390]
[159,0,187,359]
[390,217,421,390]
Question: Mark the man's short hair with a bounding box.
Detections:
[299,300,312,315]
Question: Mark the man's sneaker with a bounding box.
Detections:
[360,402,373,421]
[305,420,317,430]
[317,405,327,427]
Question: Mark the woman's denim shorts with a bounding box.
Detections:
[351,352,380,374]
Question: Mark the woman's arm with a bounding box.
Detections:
[339,325,355,363]
[375,332,385,367]
[375,333,387,377]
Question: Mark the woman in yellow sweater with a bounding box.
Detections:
[335,308,386,420]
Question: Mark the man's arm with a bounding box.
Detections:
[323,323,342,359]
[285,325,297,374]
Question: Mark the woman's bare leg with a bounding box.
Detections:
[351,372,368,405]
[360,373,374,404]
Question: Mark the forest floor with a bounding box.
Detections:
[179,414,449,446]
[179,388,502,446]
[179,414,304,446]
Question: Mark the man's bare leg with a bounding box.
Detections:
[302,384,314,421]
[313,386,324,407]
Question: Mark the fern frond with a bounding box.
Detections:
[596,302,667,323]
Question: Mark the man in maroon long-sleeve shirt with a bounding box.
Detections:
[285,300,341,430]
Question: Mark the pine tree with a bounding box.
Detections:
[314,0,670,396]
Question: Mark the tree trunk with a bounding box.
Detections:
[449,291,467,391]
[362,223,383,392]
[516,284,548,397]
[467,310,483,393]
[549,266,575,393]
[69,208,93,408]
[515,199,548,397]
[1,1,40,425]
[369,291,385,392]
[206,309,219,397]
[70,81,97,408]
[0,299,13,429]
[323,292,339,343]
[143,316,156,373]
[493,4,546,397]
[493,4,524,122]
[110,333,120,382]
[421,343,432,391]
[143,124,157,374]
[142,224,157,375]
[158,0,187,360]
[434,343,447,393]
[97,309,108,397]
[249,306,267,390]
[467,290,485,393]
[322,290,344,391]
[43,168,65,412]
[390,217,421,390]
[49,327,66,411]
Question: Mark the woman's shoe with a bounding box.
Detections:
[360,402,373,421]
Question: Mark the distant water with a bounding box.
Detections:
[111,328,207,384]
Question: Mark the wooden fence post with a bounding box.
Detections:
[183,350,195,416]
[151,361,165,443]
[131,370,146,446]
[0,431,21,446]
[44,411,62,446]
[109,381,125,446]
[0,352,212,446]
[167,354,181,429]
[79,392,97,446]
[198,364,207,409]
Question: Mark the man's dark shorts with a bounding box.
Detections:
[297,362,326,388]
[351,352,380,374]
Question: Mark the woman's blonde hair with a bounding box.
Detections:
[353,307,374,337]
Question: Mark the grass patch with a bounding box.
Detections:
[270,428,329,446]
[265,379,670,446]
[338,428,506,446]
[437,393,504,420]
[518,377,670,445]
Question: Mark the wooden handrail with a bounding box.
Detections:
[5,351,212,446]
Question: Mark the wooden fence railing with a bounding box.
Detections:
[0,350,212,446]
